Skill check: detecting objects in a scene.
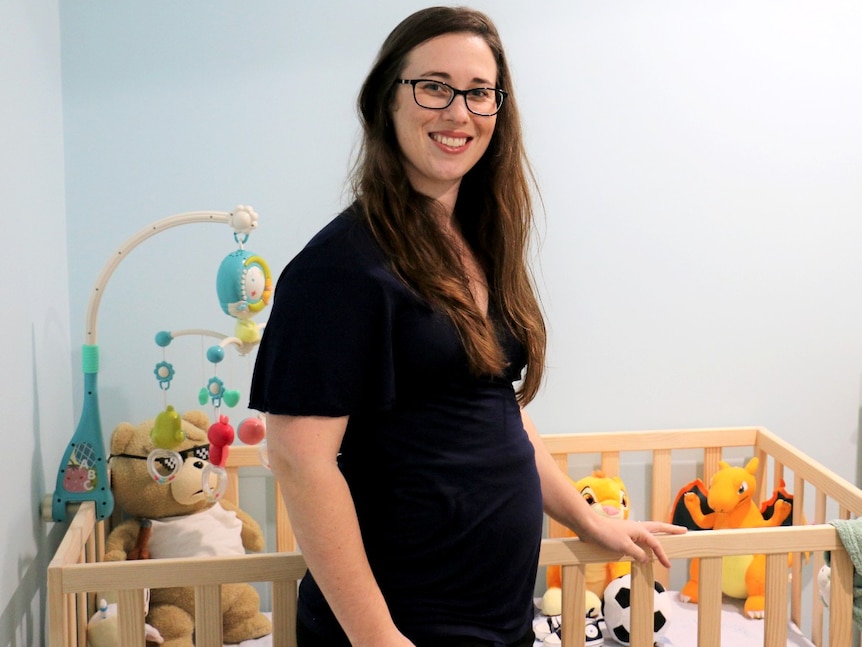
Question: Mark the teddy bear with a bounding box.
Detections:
[104,409,272,646]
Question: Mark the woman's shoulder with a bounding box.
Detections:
[291,205,378,266]
[281,204,392,288]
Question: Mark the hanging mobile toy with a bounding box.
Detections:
[217,205,272,348]
[49,205,266,521]
[238,414,268,469]
[202,414,234,501]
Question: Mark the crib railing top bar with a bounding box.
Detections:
[755,427,862,514]
[541,426,761,454]
[57,551,308,595]
[46,501,97,570]
[538,524,844,567]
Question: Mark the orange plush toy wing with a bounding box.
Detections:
[760,480,795,527]
[669,478,710,531]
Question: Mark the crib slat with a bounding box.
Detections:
[600,451,620,477]
[629,562,654,647]
[651,448,672,588]
[195,584,223,647]
[559,564,585,647]
[764,552,789,646]
[702,447,721,483]
[271,579,298,647]
[117,589,146,647]
[790,473,805,630]
[65,593,74,647]
[697,556,722,647]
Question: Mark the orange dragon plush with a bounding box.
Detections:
[544,470,631,605]
[676,457,792,619]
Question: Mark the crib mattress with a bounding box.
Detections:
[531,593,815,647]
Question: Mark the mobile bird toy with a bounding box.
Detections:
[51,206,270,522]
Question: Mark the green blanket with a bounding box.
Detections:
[827,518,862,629]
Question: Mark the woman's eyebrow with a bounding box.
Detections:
[417,70,496,86]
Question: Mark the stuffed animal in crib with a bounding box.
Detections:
[536,471,632,646]
[104,410,272,647]
[672,457,793,619]
[86,591,164,647]
[544,470,632,603]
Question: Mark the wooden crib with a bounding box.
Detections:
[47,426,861,647]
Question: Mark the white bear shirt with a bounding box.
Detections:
[147,503,246,558]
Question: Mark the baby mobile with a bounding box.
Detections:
[50,205,271,522]
[148,206,272,500]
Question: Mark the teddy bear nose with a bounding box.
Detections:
[193,460,205,469]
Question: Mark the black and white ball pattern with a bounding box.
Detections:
[602,574,672,645]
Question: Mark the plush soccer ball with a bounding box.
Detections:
[602,574,672,645]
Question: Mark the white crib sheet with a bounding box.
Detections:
[532,593,815,647]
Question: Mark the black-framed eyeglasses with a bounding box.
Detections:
[111,444,210,470]
[396,79,507,116]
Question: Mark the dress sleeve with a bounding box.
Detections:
[248,262,396,417]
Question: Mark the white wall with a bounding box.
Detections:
[60,1,862,485]
[1,0,72,643]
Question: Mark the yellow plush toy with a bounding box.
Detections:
[676,457,792,619]
[544,470,631,604]
[103,410,272,646]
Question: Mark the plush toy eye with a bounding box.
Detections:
[620,492,629,508]
[580,487,596,506]
[738,482,749,495]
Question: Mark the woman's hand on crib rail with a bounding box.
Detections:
[579,517,686,569]
[521,410,687,569]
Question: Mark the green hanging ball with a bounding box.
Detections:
[198,388,209,406]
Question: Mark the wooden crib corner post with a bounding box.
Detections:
[46,566,67,647]
[828,548,853,647]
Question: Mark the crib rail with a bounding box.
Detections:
[543,426,862,647]
[538,526,854,647]
[47,427,862,647]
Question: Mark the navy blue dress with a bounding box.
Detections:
[249,205,543,645]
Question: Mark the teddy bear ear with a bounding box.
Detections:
[182,409,211,431]
[110,423,139,455]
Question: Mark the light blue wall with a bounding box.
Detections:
[5,1,862,642]
[59,0,862,482]
[1,0,72,644]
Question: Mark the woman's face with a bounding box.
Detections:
[391,32,498,203]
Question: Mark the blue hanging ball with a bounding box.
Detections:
[154,331,173,347]
[206,345,225,364]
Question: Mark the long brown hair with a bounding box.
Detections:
[352,6,546,404]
